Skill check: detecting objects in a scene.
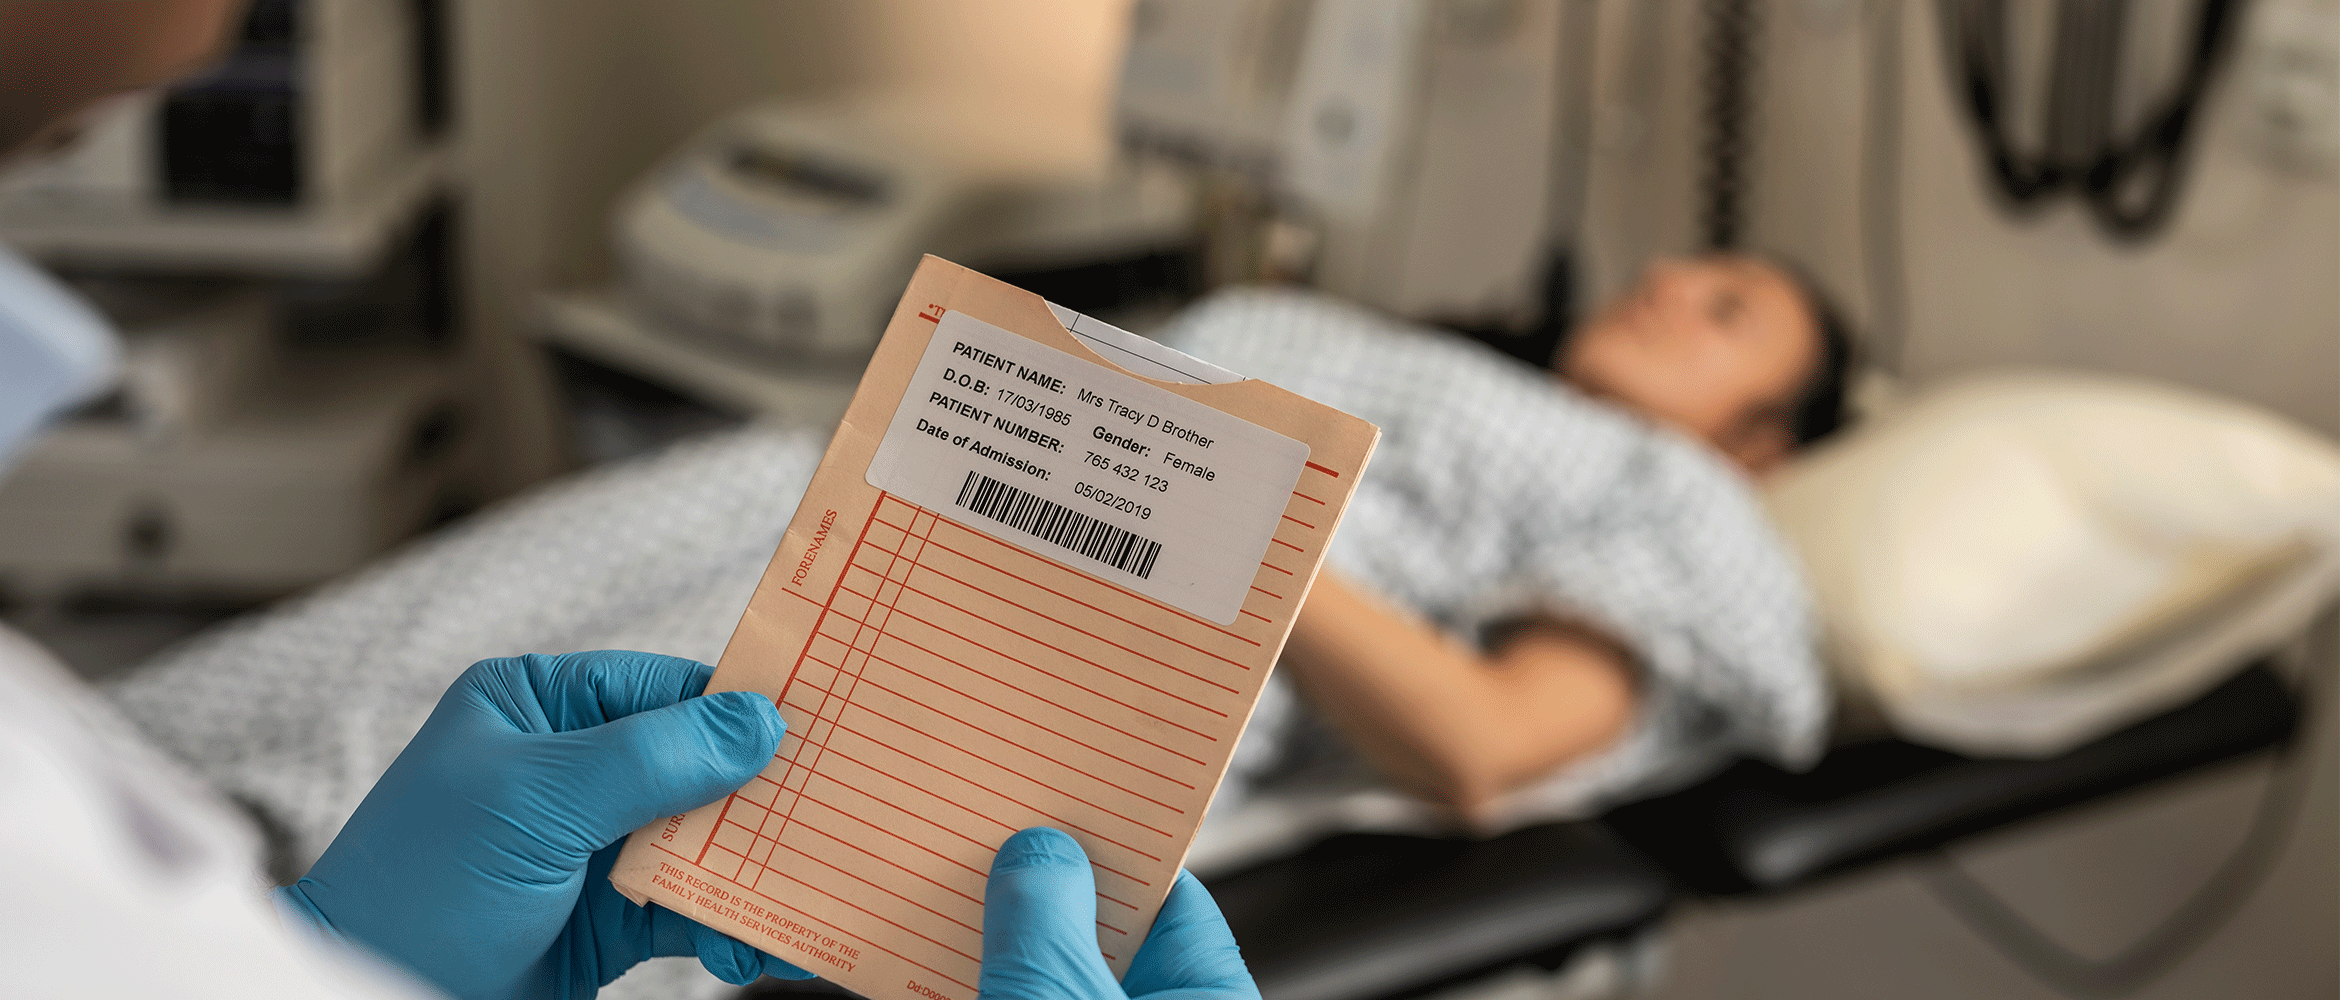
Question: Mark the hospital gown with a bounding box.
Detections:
[104,288,1825,991]
[1154,289,1827,840]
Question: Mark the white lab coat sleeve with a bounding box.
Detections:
[0,624,437,1000]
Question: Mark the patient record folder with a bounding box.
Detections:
[612,256,1378,999]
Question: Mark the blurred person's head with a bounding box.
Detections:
[1557,253,1853,475]
[0,0,243,158]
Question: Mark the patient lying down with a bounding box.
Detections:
[1157,253,1854,828]
[108,254,1853,880]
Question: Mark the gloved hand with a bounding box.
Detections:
[981,828,1259,1000]
[276,650,813,1000]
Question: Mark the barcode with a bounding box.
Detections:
[954,472,1164,579]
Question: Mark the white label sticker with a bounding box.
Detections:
[868,311,1307,624]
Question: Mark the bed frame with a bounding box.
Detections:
[1207,659,2303,1000]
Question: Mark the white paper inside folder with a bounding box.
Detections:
[1048,301,1245,386]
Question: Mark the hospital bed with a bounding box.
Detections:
[1198,373,2340,1000]
[104,377,2332,1000]
[1204,655,2308,1000]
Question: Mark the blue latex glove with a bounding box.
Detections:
[276,650,814,1000]
[982,828,1259,1000]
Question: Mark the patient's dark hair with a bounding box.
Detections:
[1779,262,1856,447]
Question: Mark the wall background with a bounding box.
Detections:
[452,0,2333,477]
[1579,0,2337,435]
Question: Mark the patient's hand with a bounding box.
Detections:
[1283,575,1637,816]
[276,651,812,1000]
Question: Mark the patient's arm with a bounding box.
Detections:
[1282,573,1636,816]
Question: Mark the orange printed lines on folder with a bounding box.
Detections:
[611,257,1377,1000]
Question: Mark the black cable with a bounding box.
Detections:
[1941,0,2060,203]
[1862,0,1909,375]
[1545,0,1600,262]
[1507,0,1604,367]
[1698,0,1760,250]
[1936,0,2249,242]
[1469,0,1602,370]
[2081,0,2246,237]
[2046,0,2126,183]
[1918,680,2321,999]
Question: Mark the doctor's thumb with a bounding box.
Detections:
[550,689,785,849]
[981,828,1123,1000]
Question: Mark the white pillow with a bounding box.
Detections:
[1767,370,2340,756]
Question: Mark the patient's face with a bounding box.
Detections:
[1559,255,1820,475]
